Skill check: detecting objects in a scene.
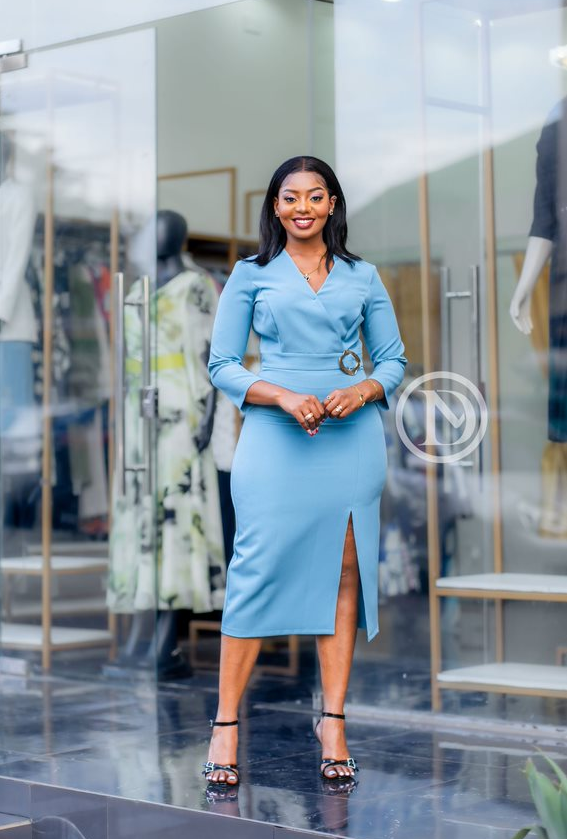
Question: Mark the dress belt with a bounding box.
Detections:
[261,348,363,374]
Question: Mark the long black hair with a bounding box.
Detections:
[252,156,360,271]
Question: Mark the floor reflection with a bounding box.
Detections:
[0,665,564,838]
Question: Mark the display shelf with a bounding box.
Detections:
[438,662,567,697]
[6,597,107,620]
[0,814,31,831]
[0,623,113,651]
[436,572,567,601]
[26,540,108,557]
[1,556,108,576]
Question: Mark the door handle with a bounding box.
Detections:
[440,264,483,479]
[441,264,482,388]
[139,274,154,497]
[114,273,157,499]
[114,272,126,497]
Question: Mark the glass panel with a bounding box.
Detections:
[335,0,567,725]
[423,2,482,107]
[426,105,492,602]
[0,0,242,52]
[334,0,430,713]
[0,29,157,680]
[153,0,319,681]
[492,6,567,714]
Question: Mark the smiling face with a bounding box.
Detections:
[273,170,336,245]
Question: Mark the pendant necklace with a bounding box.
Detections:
[294,251,327,283]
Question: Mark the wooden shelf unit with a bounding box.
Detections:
[434,573,567,699]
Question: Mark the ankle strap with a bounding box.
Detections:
[321,711,345,720]
[210,719,239,727]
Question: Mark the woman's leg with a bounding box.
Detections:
[316,514,359,778]
[206,635,262,783]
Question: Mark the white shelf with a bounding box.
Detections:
[436,572,567,599]
[7,596,107,619]
[0,814,31,831]
[26,540,108,557]
[0,623,113,650]
[438,662,567,694]
[1,555,108,576]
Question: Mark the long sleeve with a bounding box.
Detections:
[208,260,262,410]
[529,117,556,242]
[361,267,407,411]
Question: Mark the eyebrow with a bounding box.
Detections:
[281,187,325,194]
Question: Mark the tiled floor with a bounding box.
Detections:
[0,658,565,839]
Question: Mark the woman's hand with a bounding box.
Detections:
[324,382,374,419]
[277,390,327,435]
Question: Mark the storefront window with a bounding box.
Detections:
[0,0,566,834]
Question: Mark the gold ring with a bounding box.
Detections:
[304,412,314,420]
[334,404,344,415]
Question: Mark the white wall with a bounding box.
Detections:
[156,0,334,240]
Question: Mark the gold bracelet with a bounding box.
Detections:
[367,379,381,401]
[352,384,366,407]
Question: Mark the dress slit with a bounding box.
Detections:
[331,510,367,635]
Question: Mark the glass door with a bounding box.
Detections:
[0,29,159,679]
[422,0,567,717]
[333,0,567,723]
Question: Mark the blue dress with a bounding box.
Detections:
[208,249,407,640]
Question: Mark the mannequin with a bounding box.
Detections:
[510,98,567,537]
[108,210,225,677]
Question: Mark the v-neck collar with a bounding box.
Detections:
[280,247,338,297]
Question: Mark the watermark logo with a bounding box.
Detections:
[395,371,488,464]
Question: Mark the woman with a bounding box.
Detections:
[205,156,407,785]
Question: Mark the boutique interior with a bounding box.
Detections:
[0,1,566,837]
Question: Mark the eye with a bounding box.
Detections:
[311,195,324,202]
[283,196,295,203]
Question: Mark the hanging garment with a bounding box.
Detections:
[0,340,41,476]
[530,98,567,443]
[27,253,72,404]
[108,269,225,613]
[0,178,37,343]
[379,523,420,597]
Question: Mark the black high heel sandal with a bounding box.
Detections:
[314,711,359,780]
[202,719,240,785]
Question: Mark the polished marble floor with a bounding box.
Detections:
[0,652,566,839]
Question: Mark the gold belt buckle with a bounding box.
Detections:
[338,349,361,376]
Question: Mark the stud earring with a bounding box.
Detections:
[275,212,280,218]
[329,210,334,216]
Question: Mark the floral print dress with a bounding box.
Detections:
[108,269,226,613]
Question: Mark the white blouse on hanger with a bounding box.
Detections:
[0,178,37,343]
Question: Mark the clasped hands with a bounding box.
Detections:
[278,382,376,436]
